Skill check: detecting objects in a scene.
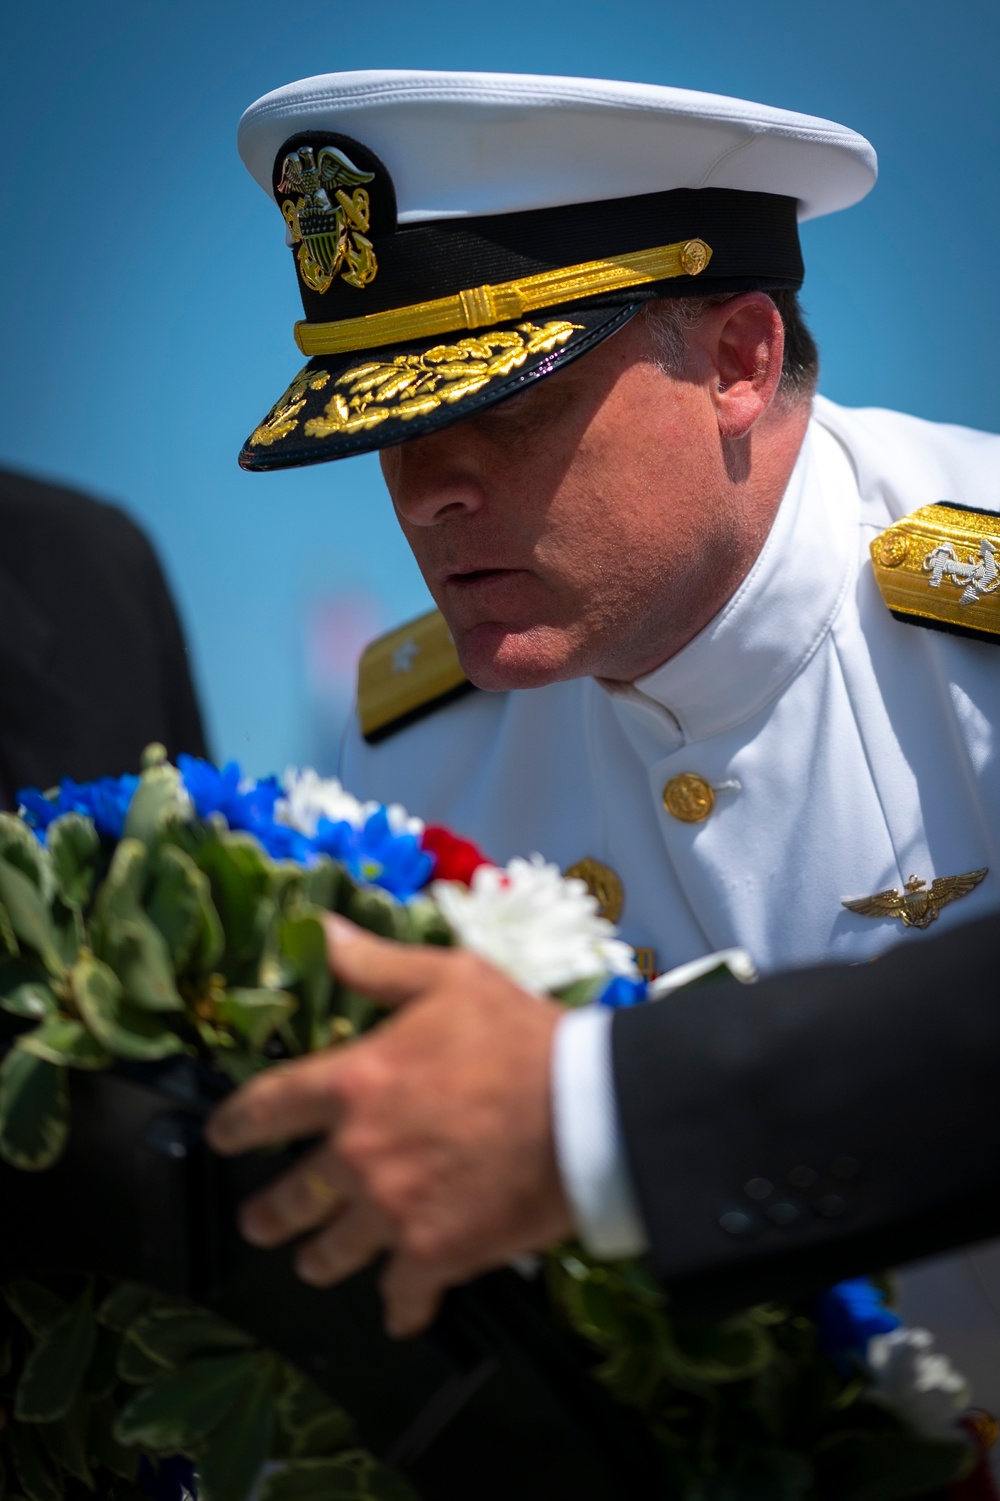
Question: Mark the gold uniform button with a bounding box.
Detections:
[663,773,715,823]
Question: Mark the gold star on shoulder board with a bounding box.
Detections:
[843,869,988,930]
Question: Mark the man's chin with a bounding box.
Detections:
[454,621,583,691]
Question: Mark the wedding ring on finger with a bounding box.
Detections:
[304,1169,344,1213]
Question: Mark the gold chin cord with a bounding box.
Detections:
[293,237,713,357]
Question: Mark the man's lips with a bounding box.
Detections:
[441,567,518,588]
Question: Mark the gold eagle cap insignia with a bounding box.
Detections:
[843,868,988,930]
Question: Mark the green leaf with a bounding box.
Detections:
[297,860,348,913]
[815,1428,973,1499]
[99,916,183,1012]
[146,846,218,974]
[123,763,187,847]
[0,899,18,957]
[217,988,297,1050]
[83,1324,122,1399]
[88,1397,140,1480]
[97,846,150,912]
[96,1282,153,1334]
[279,909,332,1051]
[71,954,184,1062]
[0,816,52,899]
[0,860,64,978]
[401,898,453,947]
[0,1050,69,1170]
[125,1306,256,1369]
[196,833,270,981]
[44,1389,95,1489]
[15,1283,97,1422]
[3,1280,66,1338]
[117,1334,170,1386]
[0,958,57,1020]
[277,1373,354,1458]
[113,1352,266,1451]
[664,1316,774,1385]
[343,886,400,940]
[291,1409,356,1461]
[259,1455,418,1501]
[193,1355,277,1501]
[215,1051,270,1086]
[6,1423,62,1501]
[50,895,85,971]
[47,815,101,909]
[18,1019,112,1071]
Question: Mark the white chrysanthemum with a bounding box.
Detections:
[276,769,367,836]
[867,1327,971,1439]
[432,854,637,994]
[276,769,424,842]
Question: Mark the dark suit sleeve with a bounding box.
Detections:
[612,911,1000,1322]
[0,469,209,795]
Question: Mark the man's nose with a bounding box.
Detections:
[382,432,487,527]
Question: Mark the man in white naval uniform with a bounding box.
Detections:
[338,391,1000,1417]
[216,68,1000,1452]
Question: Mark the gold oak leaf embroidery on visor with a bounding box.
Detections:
[303,321,583,439]
[250,368,331,447]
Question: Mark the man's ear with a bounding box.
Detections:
[703,293,785,439]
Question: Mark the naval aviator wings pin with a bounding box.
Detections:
[843,869,988,930]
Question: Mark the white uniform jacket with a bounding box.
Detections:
[342,394,1000,1416]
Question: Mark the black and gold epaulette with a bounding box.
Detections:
[357,609,475,743]
[870,502,1000,644]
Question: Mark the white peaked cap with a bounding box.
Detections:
[238,69,877,225]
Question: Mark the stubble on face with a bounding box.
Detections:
[379,314,785,691]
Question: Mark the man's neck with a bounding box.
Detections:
[599,398,813,686]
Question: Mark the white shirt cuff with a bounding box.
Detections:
[551,1004,650,1260]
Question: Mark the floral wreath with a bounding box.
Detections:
[0,750,989,1501]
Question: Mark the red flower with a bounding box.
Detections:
[420,825,492,886]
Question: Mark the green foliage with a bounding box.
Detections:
[123,763,187,849]
[259,1455,418,1501]
[544,1247,974,1498]
[145,847,220,974]
[71,955,184,1063]
[98,917,184,1013]
[15,1285,96,1422]
[0,1052,68,1170]
[18,1020,111,1071]
[0,961,57,1022]
[0,1278,405,1501]
[47,817,101,910]
[195,832,271,983]
[0,858,64,979]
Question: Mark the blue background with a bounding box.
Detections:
[0,0,995,777]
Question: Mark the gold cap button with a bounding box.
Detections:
[663,773,715,823]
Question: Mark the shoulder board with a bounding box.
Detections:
[870,502,1000,644]
[357,609,475,743]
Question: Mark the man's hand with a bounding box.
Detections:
[205,917,573,1337]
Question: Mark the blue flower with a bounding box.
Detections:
[18,774,140,840]
[178,756,276,827]
[313,807,434,900]
[598,974,649,1008]
[816,1277,901,1370]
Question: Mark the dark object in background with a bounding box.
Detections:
[0,466,208,800]
[0,1049,662,1501]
